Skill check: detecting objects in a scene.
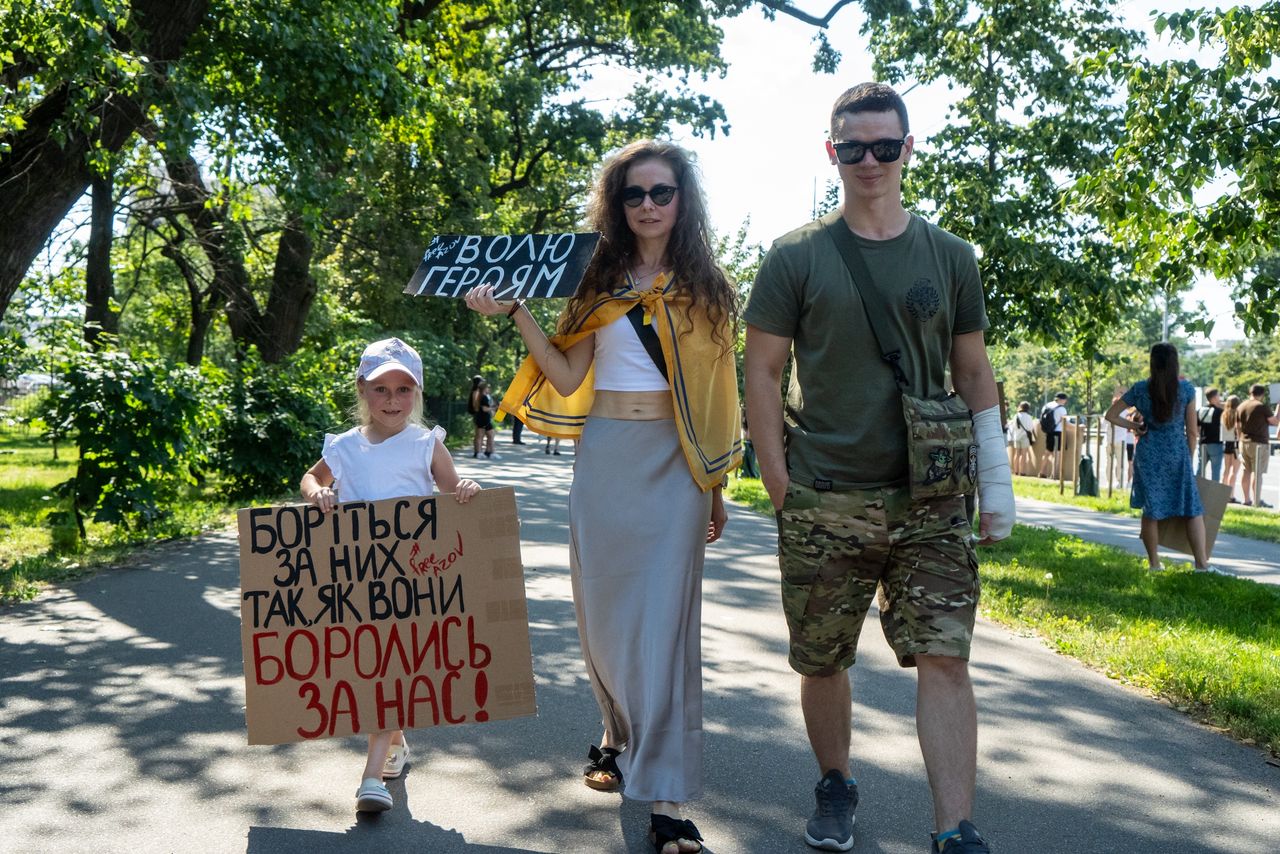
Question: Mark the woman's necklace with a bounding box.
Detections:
[631,264,668,288]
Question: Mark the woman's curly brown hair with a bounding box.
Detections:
[560,140,737,347]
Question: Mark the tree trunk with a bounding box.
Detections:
[0,0,209,321]
[163,152,318,363]
[161,239,216,366]
[85,171,118,347]
[259,215,317,363]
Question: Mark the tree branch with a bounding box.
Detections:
[757,0,858,29]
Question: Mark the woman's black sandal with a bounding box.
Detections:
[649,813,703,853]
[582,745,623,791]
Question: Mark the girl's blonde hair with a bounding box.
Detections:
[1223,394,1241,431]
[352,377,425,427]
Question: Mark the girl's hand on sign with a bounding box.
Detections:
[454,479,481,503]
[305,484,337,514]
[301,459,338,513]
[463,285,516,317]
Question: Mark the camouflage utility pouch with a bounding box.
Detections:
[902,392,977,500]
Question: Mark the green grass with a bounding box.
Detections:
[727,475,773,515]
[1012,475,1280,544]
[981,526,1280,754]
[0,434,275,603]
[727,474,1280,755]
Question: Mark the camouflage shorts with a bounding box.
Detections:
[776,482,979,675]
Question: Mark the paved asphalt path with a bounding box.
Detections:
[2,442,1277,853]
[1016,496,1280,585]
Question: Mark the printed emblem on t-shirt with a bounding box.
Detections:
[905,278,941,321]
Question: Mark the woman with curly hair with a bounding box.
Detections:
[465,139,741,854]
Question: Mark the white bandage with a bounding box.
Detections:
[972,405,1014,540]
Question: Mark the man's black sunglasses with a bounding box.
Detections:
[622,184,679,207]
[832,138,906,165]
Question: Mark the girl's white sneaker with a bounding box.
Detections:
[356,778,393,812]
[382,738,410,779]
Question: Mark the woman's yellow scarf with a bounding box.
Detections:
[499,274,742,492]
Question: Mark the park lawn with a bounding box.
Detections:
[727,475,1280,756]
[0,434,257,603]
[1012,474,1280,545]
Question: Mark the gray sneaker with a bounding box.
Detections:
[804,769,857,851]
[932,820,991,853]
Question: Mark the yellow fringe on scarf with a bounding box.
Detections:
[499,274,742,491]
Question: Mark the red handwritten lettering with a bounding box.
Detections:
[408,531,464,576]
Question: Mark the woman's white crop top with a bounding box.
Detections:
[593,314,669,391]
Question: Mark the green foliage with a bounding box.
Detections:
[213,347,350,499]
[1183,333,1280,403]
[42,349,212,529]
[1074,3,1280,335]
[862,0,1148,355]
[0,327,38,383]
[0,433,241,603]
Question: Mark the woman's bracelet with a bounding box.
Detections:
[507,299,525,319]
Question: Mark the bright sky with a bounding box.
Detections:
[631,2,1245,343]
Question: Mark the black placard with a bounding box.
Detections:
[403,233,600,300]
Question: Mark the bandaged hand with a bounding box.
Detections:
[972,405,1014,543]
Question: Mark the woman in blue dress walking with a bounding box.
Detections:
[1105,343,1224,574]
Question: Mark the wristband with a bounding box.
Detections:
[507,299,525,319]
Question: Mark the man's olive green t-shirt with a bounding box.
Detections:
[744,210,988,489]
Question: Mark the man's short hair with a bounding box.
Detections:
[830,82,910,137]
[1055,393,1068,401]
[1251,383,1267,396]
[1206,387,1220,400]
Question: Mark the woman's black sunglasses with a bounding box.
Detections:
[832,138,906,164]
[622,184,679,208]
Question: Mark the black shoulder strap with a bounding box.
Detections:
[626,303,668,381]
[823,215,910,392]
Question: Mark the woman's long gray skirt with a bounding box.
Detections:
[569,416,711,803]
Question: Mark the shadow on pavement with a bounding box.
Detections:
[0,443,1275,852]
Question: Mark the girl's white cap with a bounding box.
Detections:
[357,337,423,388]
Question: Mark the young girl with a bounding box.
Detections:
[465,140,740,854]
[300,337,481,813]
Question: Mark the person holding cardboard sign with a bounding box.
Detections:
[299,337,481,814]
[465,140,741,854]
[1105,343,1225,574]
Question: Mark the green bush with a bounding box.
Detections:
[213,348,349,499]
[43,350,212,529]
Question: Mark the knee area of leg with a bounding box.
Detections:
[916,655,969,683]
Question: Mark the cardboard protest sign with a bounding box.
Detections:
[237,487,535,745]
[1158,476,1231,559]
[404,232,600,300]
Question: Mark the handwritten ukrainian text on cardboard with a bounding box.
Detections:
[403,233,600,300]
[237,488,535,745]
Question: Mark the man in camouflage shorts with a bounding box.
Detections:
[744,83,1014,854]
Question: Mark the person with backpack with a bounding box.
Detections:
[1008,401,1036,476]
[1195,388,1224,482]
[1037,393,1069,479]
